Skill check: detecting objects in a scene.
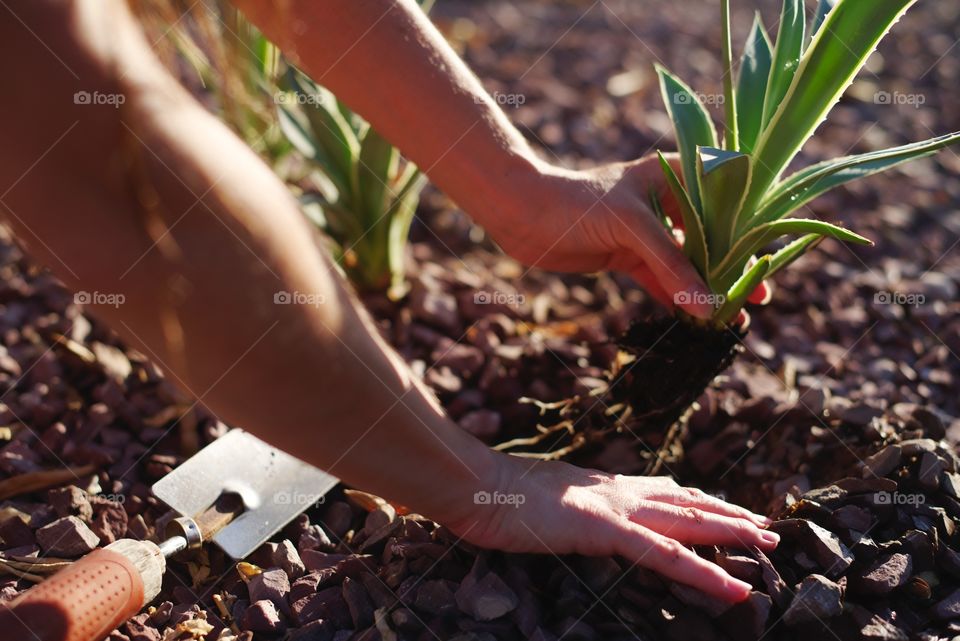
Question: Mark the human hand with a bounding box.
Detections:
[486,154,769,321]
[446,454,778,602]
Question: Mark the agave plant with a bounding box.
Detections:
[653,0,960,326]
[275,1,434,297]
[602,0,960,441]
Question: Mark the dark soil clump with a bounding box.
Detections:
[613,316,745,434]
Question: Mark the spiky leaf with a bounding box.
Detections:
[711,218,871,290]
[657,66,719,212]
[658,152,709,277]
[721,0,738,150]
[715,255,771,325]
[744,0,917,215]
[736,14,773,154]
[750,131,960,229]
[697,147,751,262]
[762,0,805,128]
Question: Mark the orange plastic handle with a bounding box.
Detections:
[0,548,145,641]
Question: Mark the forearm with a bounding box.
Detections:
[233,0,547,239]
[0,0,494,525]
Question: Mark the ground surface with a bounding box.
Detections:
[2,1,960,640]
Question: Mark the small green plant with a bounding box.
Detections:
[275,1,434,297]
[654,0,960,325]
[277,71,427,296]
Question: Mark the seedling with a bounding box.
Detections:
[654,0,960,326]
[275,1,434,297]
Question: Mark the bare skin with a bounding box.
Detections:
[0,0,775,602]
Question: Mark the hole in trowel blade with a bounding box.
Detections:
[220,480,262,510]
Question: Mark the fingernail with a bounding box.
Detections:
[761,531,780,546]
[752,514,773,527]
[728,578,752,601]
[680,283,714,319]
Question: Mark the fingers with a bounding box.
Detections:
[630,501,779,550]
[747,280,772,305]
[645,486,772,527]
[614,521,753,602]
[623,215,714,319]
[630,264,676,310]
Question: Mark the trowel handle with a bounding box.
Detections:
[0,540,165,641]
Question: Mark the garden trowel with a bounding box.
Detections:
[0,429,339,641]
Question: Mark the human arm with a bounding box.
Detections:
[0,0,774,601]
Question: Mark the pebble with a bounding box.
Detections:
[35,516,100,557]
[783,574,843,625]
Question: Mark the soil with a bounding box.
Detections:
[1,0,960,640]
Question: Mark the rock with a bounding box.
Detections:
[431,341,485,378]
[862,445,902,478]
[269,539,306,579]
[35,516,100,557]
[241,599,285,634]
[320,502,353,539]
[716,553,761,584]
[859,615,908,641]
[933,588,960,619]
[669,583,732,617]
[719,591,771,641]
[414,579,457,616]
[247,568,290,614]
[857,553,913,594]
[342,577,374,629]
[291,587,350,628]
[46,486,93,521]
[833,505,872,531]
[782,575,842,625]
[455,570,519,621]
[918,451,945,490]
[286,619,334,641]
[771,519,854,576]
[90,501,128,544]
[410,289,459,332]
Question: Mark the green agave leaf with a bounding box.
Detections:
[277,103,352,199]
[288,71,361,205]
[737,13,773,155]
[714,255,771,325]
[810,0,834,41]
[649,190,674,232]
[387,168,428,295]
[762,0,805,128]
[744,0,917,216]
[749,131,960,229]
[712,218,871,290]
[657,65,719,212]
[696,147,751,262]
[658,152,709,277]
[765,233,822,279]
[721,0,738,151]
[358,129,399,225]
